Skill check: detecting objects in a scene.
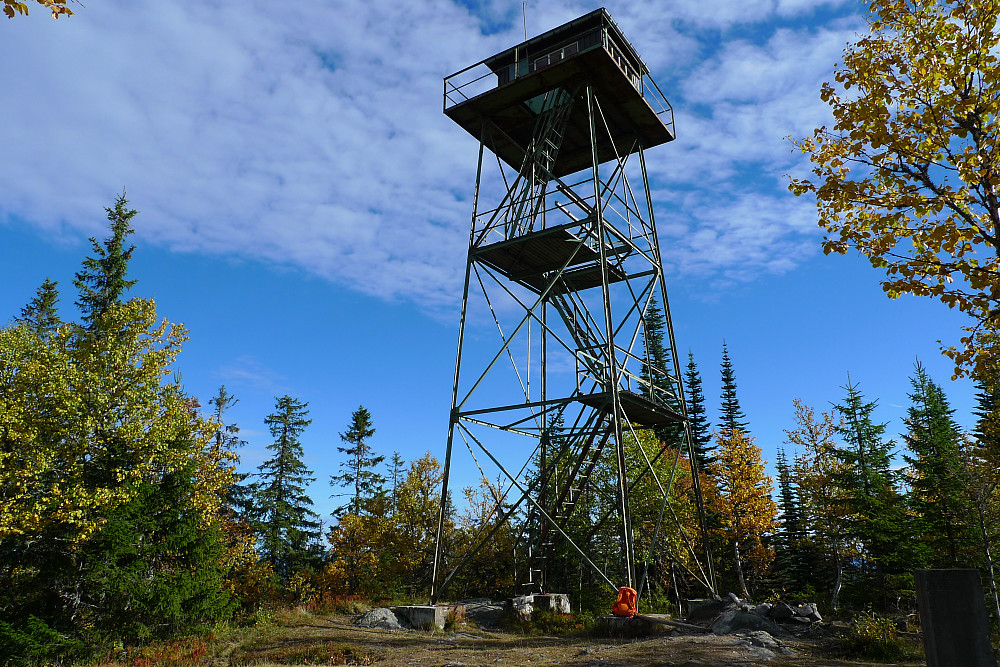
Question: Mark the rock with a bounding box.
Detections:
[712,610,784,636]
[686,598,731,623]
[794,602,822,622]
[740,630,797,656]
[745,646,776,660]
[457,598,505,629]
[354,607,405,631]
[790,615,813,624]
[767,603,794,620]
[752,603,773,616]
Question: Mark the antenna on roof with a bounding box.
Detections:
[522,2,527,41]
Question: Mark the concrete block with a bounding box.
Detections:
[533,593,571,614]
[507,595,533,622]
[393,604,465,630]
[915,569,995,667]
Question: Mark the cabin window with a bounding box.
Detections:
[533,42,580,72]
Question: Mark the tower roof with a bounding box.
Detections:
[443,8,674,177]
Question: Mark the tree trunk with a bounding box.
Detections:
[734,538,749,599]
[974,500,1000,626]
[831,536,843,612]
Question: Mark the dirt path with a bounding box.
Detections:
[218,613,926,667]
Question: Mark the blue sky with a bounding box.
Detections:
[1,0,979,520]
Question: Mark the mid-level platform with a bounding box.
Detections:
[577,390,684,427]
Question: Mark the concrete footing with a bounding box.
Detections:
[533,593,571,613]
[506,593,572,621]
[393,604,465,630]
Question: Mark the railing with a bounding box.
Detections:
[640,75,676,140]
[444,26,674,140]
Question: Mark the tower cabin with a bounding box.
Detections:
[443,7,674,179]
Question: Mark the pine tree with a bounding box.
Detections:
[684,350,714,471]
[73,191,138,327]
[641,298,683,447]
[331,405,385,517]
[719,342,749,435]
[14,277,62,338]
[254,395,321,579]
[902,362,971,567]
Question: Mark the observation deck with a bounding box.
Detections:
[443,8,675,178]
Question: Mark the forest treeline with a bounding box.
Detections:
[4,195,1000,664]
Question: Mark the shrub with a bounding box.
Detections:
[0,616,89,665]
[512,608,592,636]
[844,611,922,662]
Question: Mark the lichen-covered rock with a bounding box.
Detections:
[739,630,797,656]
[711,610,784,636]
[793,602,822,622]
[354,607,405,631]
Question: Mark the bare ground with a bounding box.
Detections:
[199,611,927,667]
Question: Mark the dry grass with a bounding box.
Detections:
[83,611,927,667]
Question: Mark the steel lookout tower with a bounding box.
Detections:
[431,7,717,605]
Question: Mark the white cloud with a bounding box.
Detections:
[1,1,866,313]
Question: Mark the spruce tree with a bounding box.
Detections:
[831,378,910,607]
[972,373,1000,459]
[684,351,714,470]
[15,277,62,338]
[641,298,683,447]
[330,405,385,516]
[902,362,970,567]
[719,342,750,434]
[772,447,807,591]
[209,385,252,518]
[73,191,138,327]
[388,451,406,513]
[254,395,321,578]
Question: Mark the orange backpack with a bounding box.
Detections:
[611,586,638,617]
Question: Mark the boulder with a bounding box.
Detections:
[686,598,731,623]
[457,599,505,629]
[767,603,795,621]
[354,608,405,631]
[712,610,784,636]
[752,603,773,617]
[739,630,797,657]
[794,602,822,622]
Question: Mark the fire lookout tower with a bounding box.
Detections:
[431,8,716,605]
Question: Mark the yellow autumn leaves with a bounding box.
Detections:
[790,0,1000,377]
[0,300,236,549]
